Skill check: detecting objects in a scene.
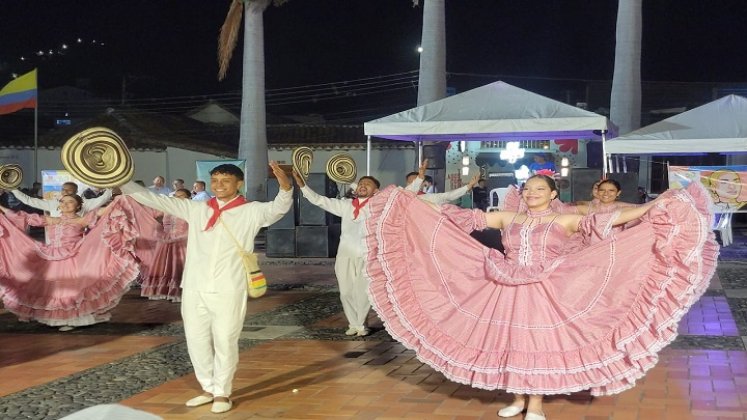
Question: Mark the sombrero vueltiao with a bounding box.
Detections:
[61,127,134,188]
[0,164,23,190]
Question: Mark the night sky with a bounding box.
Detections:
[2,0,747,120]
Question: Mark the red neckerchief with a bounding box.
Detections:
[204,195,248,230]
[417,191,425,195]
[352,197,371,220]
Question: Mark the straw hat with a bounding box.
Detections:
[61,127,134,188]
[326,153,357,184]
[0,164,23,190]
[291,146,313,180]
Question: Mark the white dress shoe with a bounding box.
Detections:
[185,395,213,407]
[497,404,524,417]
[525,412,546,420]
[345,327,358,336]
[211,399,233,413]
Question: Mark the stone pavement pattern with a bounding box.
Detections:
[0,231,747,419]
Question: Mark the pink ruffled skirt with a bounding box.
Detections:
[140,239,186,302]
[0,198,140,326]
[365,183,718,396]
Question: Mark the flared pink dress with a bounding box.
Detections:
[127,199,163,285]
[0,197,140,327]
[365,182,718,396]
[583,199,640,233]
[140,214,188,302]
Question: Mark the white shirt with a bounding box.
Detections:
[192,191,211,201]
[122,181,292,293]
[11,188,113,216]
[300,185,370,258]
[148,185,172,195]
[405,177,470,205]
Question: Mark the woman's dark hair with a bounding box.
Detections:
[175,188,192,197]
[61,194,84,212]
[526,174,558,193]
[598,179,621,191]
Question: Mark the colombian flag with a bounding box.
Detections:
[0,69,37,115]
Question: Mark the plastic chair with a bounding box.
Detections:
[486,187,509,212]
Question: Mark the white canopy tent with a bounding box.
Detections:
[605,94,747,155]
[363,81,614,174]
[605,95,747,244]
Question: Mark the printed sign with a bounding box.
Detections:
[669,165,747,212]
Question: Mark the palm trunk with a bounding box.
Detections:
[417,0,446,106]
[610,0,642,136]
[417,0,447,186]
[239,0,270,201]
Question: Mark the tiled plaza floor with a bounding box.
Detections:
[1,230,747,419]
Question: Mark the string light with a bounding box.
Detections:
[10,37,108,70]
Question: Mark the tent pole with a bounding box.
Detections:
[601,130,608,177]
[366,136,371,176]
[417,141,423,165]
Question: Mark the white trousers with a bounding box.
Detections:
[181,289,247,397]
[334,255,370,329]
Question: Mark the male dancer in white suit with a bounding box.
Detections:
[293,170,379,337]
[121,162,292,414]
[405,159,479,204]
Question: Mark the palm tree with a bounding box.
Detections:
[218,0,288,200]
[415,0,446,106]
[610,0,642,136]
[414,0,447,187]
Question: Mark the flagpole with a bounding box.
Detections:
[33,69,38,183]
[34,99,38,182]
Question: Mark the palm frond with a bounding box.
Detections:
[217,0,244,81]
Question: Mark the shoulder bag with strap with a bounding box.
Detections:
[219,215,267,298]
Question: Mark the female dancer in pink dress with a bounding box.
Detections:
[0,194,139,330]
[574,179,635,215]
[574,179,602,206]
[140,189,190,302]
[365,174,718,420]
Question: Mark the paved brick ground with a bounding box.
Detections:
[0,229,745,419]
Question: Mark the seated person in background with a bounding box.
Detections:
[169,179,185,197]
[30,182,43,198]
[528,153,556,174]
[0,189,21,210]
[148,176,172,195]
[422,175,436,193]
[191,180,211,201]
[472,179,489,211]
